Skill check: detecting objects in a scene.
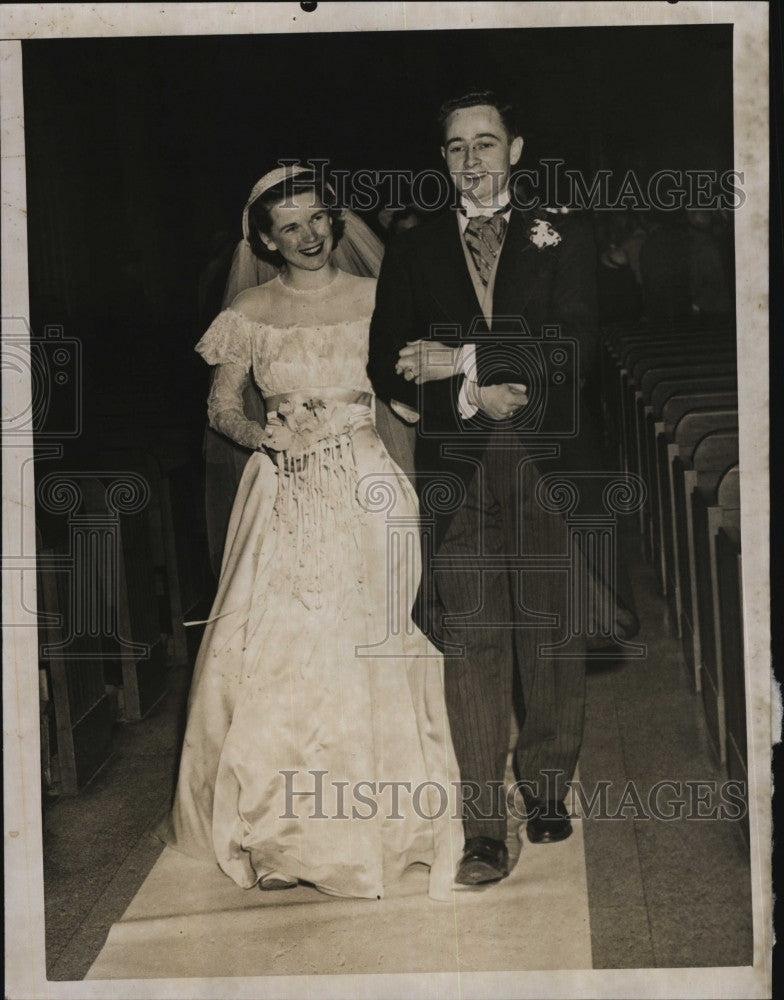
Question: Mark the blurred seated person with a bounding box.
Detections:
[596,212,643,324]
[378,204,430,240]
[639,211,691,323]
[686,210,731,317]
[617,213,647,287]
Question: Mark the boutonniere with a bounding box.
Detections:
[529,218,562,250]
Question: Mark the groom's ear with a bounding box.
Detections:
[510,136,524,166]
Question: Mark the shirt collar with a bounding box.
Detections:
[457,188,512,231]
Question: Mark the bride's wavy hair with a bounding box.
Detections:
[247,173,345,265]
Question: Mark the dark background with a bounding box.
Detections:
[21,24,734,468]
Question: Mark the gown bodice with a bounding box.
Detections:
[195,308,375,453]
[197,308,374,398]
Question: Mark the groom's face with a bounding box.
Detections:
[441,104,523,207]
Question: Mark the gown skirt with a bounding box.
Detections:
[163,402,463,901]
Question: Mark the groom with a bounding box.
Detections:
[368,89,603,886]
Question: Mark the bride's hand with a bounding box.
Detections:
[396,340,459,384]
[261,415,295,454]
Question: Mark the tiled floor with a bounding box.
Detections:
[43,528,754,979]
[43,669,188,981]
[580,527,753,968]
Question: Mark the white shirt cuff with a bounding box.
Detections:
[457,344,479,420]
[458,382,478,420]
[457,343,477,377]
[390,399,420,424]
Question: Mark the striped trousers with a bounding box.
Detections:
[429,430,586,841]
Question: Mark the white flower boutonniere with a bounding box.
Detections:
[529,218,562,250]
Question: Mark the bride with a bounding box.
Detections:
[163,165,463,901]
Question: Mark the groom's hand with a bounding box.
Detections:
[477,383,529,421]
[396,340,458,384]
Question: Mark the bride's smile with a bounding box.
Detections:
[260,193,334,273]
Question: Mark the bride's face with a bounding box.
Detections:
[261,191,334,271]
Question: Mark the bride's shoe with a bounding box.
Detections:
[258,871,298,891]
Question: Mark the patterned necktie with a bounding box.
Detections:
[464,212,508,286]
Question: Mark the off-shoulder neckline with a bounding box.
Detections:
[223,307,372,333]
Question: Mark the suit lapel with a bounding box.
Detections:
[420,209,553,334]
[423,214,487,333]
[493,209,542,320]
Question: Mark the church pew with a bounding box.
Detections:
[627,363,736,543]
[602,319,735,364]
[77,476,168,722]
[114,498,169,720]
[672,430,739,684]
[717,524,745,775]
[655,407,738,597]
[99,448,188,668]
[639,374,737,543]
[600,322,734,468]
[652,391,738,593]
[36,538,115,795]
[691,464,740,764]
[624,339,734,475]
[625,337,735,379]
[619,348,735,482]
[643,374,736,506]
[649,375,737,419]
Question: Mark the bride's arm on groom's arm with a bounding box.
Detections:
[368,236,466,426]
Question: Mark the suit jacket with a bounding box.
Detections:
[368,207,600,543]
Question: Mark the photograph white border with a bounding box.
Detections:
[2,3,771,998]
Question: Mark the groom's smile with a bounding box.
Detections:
[441,104,523,209]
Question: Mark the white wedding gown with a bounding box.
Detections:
[163,296,463,901]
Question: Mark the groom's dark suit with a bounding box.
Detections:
[368,205,601,841]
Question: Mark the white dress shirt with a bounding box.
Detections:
[456,191,513,419]
[390,189,515,424]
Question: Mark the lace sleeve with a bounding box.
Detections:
[196,309,252,366]
[196,311,266,451]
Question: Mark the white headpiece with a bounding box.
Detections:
[241,164,313,243]
[224,169,384,306]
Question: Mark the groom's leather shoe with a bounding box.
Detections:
[455,836,509,885]
[524,800,573,844]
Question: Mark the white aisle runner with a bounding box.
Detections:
[86,782,592,980]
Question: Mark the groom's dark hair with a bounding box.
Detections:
[437,89,520,142]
